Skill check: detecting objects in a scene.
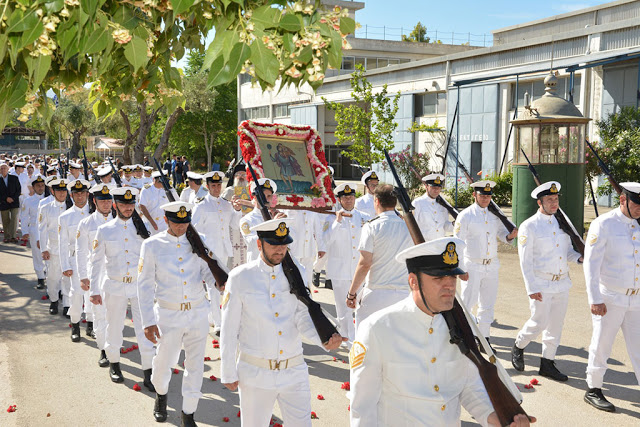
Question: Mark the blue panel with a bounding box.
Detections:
[483,113,497,140]
[484,85,499,113]
[459,88,473,114]
[471,87,484,114]
[470,115,484,140]
[291,105,318,129]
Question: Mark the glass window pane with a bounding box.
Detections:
[367,58,378,69]
[355,57,366,70]
[518,126,533,163]
[532,126,540,163]
[437,93,446,115]
[342,56,355,70]
[569,125,582,163]
[540,124,560,163]
[558,126,569,163]
[377,58,388,68]
[423,93,437,115]
[532,80,545,101]
[572,76,581,105]
[388,59,399,65]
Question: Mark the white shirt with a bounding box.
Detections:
[38,199,67,255]
[191,194,241,261]
[359,210,412,290]
[90,217,145,298]
[239,209,266,262]
[58,204,90,272]
[355,194,376,218]
[350,297,494,427]
[584,208,640,308]
[139,185,178,231]
[284,210,326,259]
[454,203,510,262]
[137,230,217,329]
[517,210,582,295]
[20,193,44,237]
[76,210,112,282]
[323,209,370,281]
[220,257,322,388]
[413,193,454,242]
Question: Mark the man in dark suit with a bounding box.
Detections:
[0,162,22,243]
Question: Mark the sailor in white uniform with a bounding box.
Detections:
[138,170,178,235]
[413,173,454,241]
[239,178,282,262]
[20,175,47,288]
[354,170,379,218]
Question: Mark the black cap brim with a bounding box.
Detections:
[416,266,466,277]
[261,235,293,246]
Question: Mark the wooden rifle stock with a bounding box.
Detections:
[245,162,339,343]
[384,150,530,425]
[152,158,228,290]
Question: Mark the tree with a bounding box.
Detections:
[586,107,640,197]
[402,22,430,43]
[323,65,400,167]
[0,0,355,139]
[51,88,97,158]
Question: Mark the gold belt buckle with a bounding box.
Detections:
[483,259,491,265]
[180,302,192,311]
[551,274,560,281]
[627,288,639,296]
[269,359,281,370]
[123,276,132,283]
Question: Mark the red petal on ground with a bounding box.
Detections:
[81,319,87,323]
[530,378,539,385]
[212,339,219,344]
[341,381,350,390]
[133,383,141,391]
[317,394,324,400]
[310,411,318,419]
[222,417,229,422]
[68,323,72,328]
[173,368,179,374]
[132,345,138,350]
[7,405,17,413]
[204,357,211,361]
[348,405,350,411]
[210,375,217,381]
[213,344,219,348]
[237,410,241,417]
[313,290,318,293]
[41,295,47,300]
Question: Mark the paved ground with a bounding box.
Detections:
[1,205,640,426]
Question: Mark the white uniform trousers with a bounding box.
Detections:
[69,263,93,323]
[515,290,569,359]
[92,294,107,350]
[61,274,71,307]
[103,292,155,369]
[313,254,327,274]
[331,279,355,342]
[355,287,409,332]
[586,296,640,388]
[45,254,62,303]
[460,261,500,337]
[299,256,315,293]
[152,303,210,414]
[239,370,312,427]
[29,237,45,279]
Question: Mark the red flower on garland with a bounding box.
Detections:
[341,381,350,390]
[316,394,324,400]
[210,375,217,381]
[310,411,318,419]
[133,383,141,391]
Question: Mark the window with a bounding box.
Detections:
[415,92,446,116]
[511,76,581,108]
[274,104,290,118]
[239,73,252,85]
[342,56,355,71]
[242,106,269,121]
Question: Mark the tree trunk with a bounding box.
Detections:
[70,131,82,159]
[120,109,138,164]
[153,107,184,162]
[205,132,213,172]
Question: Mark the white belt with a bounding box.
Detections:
[600,283,640,296]
[467,257,496,265]
[534,271,569,282]
[239,352,304,371]
[156,296,206,311]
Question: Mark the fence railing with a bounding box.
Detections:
[353,25,493,47]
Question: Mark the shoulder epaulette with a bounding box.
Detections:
[144,183,151,189]
[367,215,380,223]
[196,197,205,204]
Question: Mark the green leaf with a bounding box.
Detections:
[123,36,149,71]
[206,55,229,88]
[82,26,109,54]
[32,55,52,90]
[249,38,279,86]
[20,21,44,50]
[251,5,281,29]
[202,31,237,70]
[112,5,138,30]
[207,42,249,88]
[58,25,78,52]
[297,46,313,64]
[327,32,342,69]
[279,13,302,32]
[7,77,27,109]
[0,34,7,60]
[7,9,38,33]
[44,0,65,14]
[282,33,294,52]
[172,0,195,16]
[339,17,356,35]
[225,42,250,78]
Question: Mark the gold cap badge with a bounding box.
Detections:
[124,190,132,200]
[370,172,378,180]
[442,242,458,266]
[101,185,110,195]
[176,206,187,219]
[434,177,441,185]
[344,185,352,194]
[263,180,271,189]
[484,183,491,192]
[58,182,66,188]
[275,222,288,237]
[550,183,558,193]
[74,181,83,189]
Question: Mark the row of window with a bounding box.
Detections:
[241,102,308,121]
[341,56,411,71]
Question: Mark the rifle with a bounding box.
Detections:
[246,161,339,344]
[153,158,228,291]
[57,155,67,179]
[108,158,150,239]
[82,147,97,213]
[399,151,459,219]
[454,152,516,233]
[384,149,530,426]
[520,149,585,256]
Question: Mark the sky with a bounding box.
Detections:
[351,0,608,45]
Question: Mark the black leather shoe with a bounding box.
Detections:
[37,279,46,289]
[584,388,616,412]
[86,321,96,338]
[539,357,568,382]
[143,368,156,392]
[153,394,168,422]
[71,323,81,342]
[109,362,124,383]
[181,411,197,427]
[324,279,333,290]
[511,344,525,371]
[49,301,58,315]
[313,272,321,288]
[63,306,70,318]
[98,350,109,368]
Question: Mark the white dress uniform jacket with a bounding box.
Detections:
[138,185,178,235]
[21,193,45,279]
[239,208,265,262]
[191,194,240,262]
[413,193,454,242]
[355,193,376,218]
[350,297,494,427]
[584,208,640,389]
[39,199,69,303]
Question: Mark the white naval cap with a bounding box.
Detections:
[422,173,445,186]
[151,170,169,179]
[360,170,379,185]
[45,175,58,185]
[250,218,293,245]
[620,182,640,203]
[249,178,277,194]
[96,167,113,177]
[160,201,193,223]
[531,181,561,199]
[203,171,224,183]
[396,237,467,277]
[186,171,203,180]
[335,183,356,197]
[90,183,115,199]
[472,180,497,195]
[143,166,154,172]
[67,179,91,192]
[111,186,139,203]
[14,161,26,167]
[30,175,46,185]
[69,162,83,169]
[49,178,70,190]
[328,166,335,175]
